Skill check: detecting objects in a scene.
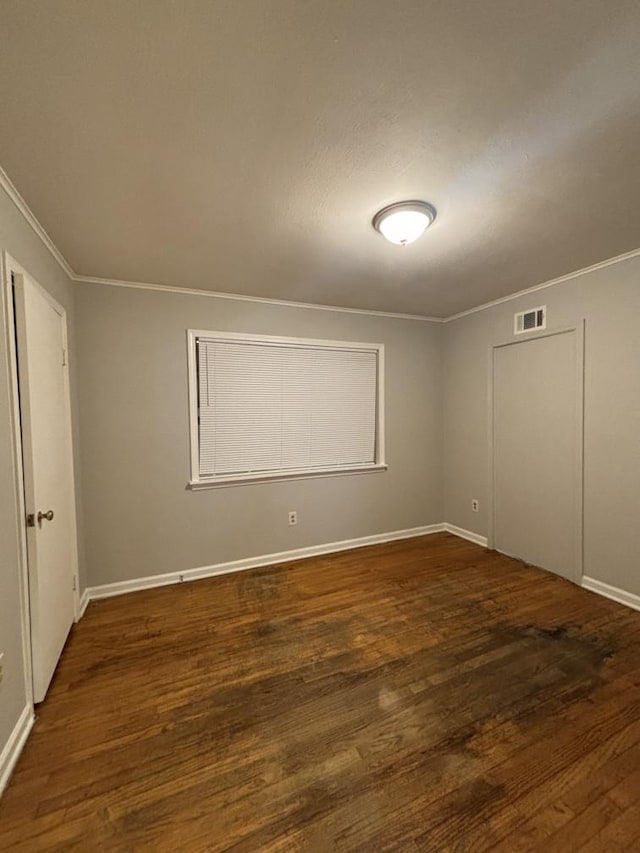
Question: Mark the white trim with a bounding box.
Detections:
[513,305,546,335]
[73,248,640,323]
[77,588,90,620]
[4,154,640,323]
[0,705,34,797]
[75,246,640,323]
[443,523,488,547]
[582,577,640,613]
[2,254,35,707]
[0,165,74,279]
[9,258,82,620]
[443,247,640,322]
[59,303,82,623]
[76,275,442,323]
[190,463,388,489]
[4,252,82,702]
[188,329,385,488]
[87,524,446,600]
[189,328,385,351]
[377,343,386,467]
[187,328,200,483]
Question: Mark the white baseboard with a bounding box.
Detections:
[443,523,489,547]
[582,576,640,612]
[87,523,447,601]
[82,528,640,621]
[0,704,34,797]
[77,588,90,620]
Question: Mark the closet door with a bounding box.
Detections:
[493,328,582,583]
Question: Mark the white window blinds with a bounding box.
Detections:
[193,334,382,482]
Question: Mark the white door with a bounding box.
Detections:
[13,271,77,703]
[492,328,583,583]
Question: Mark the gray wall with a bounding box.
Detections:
[3,186,638,777]
[443,253,640,596]
[0,185,80,762]
[75,283,443,587]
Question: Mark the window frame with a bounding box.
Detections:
[187,329,386,488]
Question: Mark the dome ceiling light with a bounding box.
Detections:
[372,200,437,245]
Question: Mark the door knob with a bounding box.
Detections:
[37,510,54,525]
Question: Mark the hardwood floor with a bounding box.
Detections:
[1,532,640,851]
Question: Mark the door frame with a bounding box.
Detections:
[2,251,81,706]
[487,323,585,584]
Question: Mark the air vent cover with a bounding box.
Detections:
[514,306,546,335]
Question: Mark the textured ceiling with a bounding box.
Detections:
[1,0,639,317]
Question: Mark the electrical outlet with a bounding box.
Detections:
[471,499,479,512]
[288,510,298,526]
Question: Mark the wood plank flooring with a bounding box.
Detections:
[1,532,640,851]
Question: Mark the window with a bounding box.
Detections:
[188,330,385,487]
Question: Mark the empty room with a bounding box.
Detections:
[1,1,640,850]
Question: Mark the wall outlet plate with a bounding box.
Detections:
[288,511,298,526]
[471,499,479,512]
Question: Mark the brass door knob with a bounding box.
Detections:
[37,510,54,525]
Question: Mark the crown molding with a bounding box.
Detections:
[75,246,640,324]
[72,274,443,322]
[1,163,440,322]
[3,159,640,323]
[0,164,75,279]
[442,246,640,322]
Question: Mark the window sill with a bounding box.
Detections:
[189,463,388,489]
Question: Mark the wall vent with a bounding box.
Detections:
[514,306,546,335]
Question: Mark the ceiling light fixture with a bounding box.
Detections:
[372,200,437,245]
